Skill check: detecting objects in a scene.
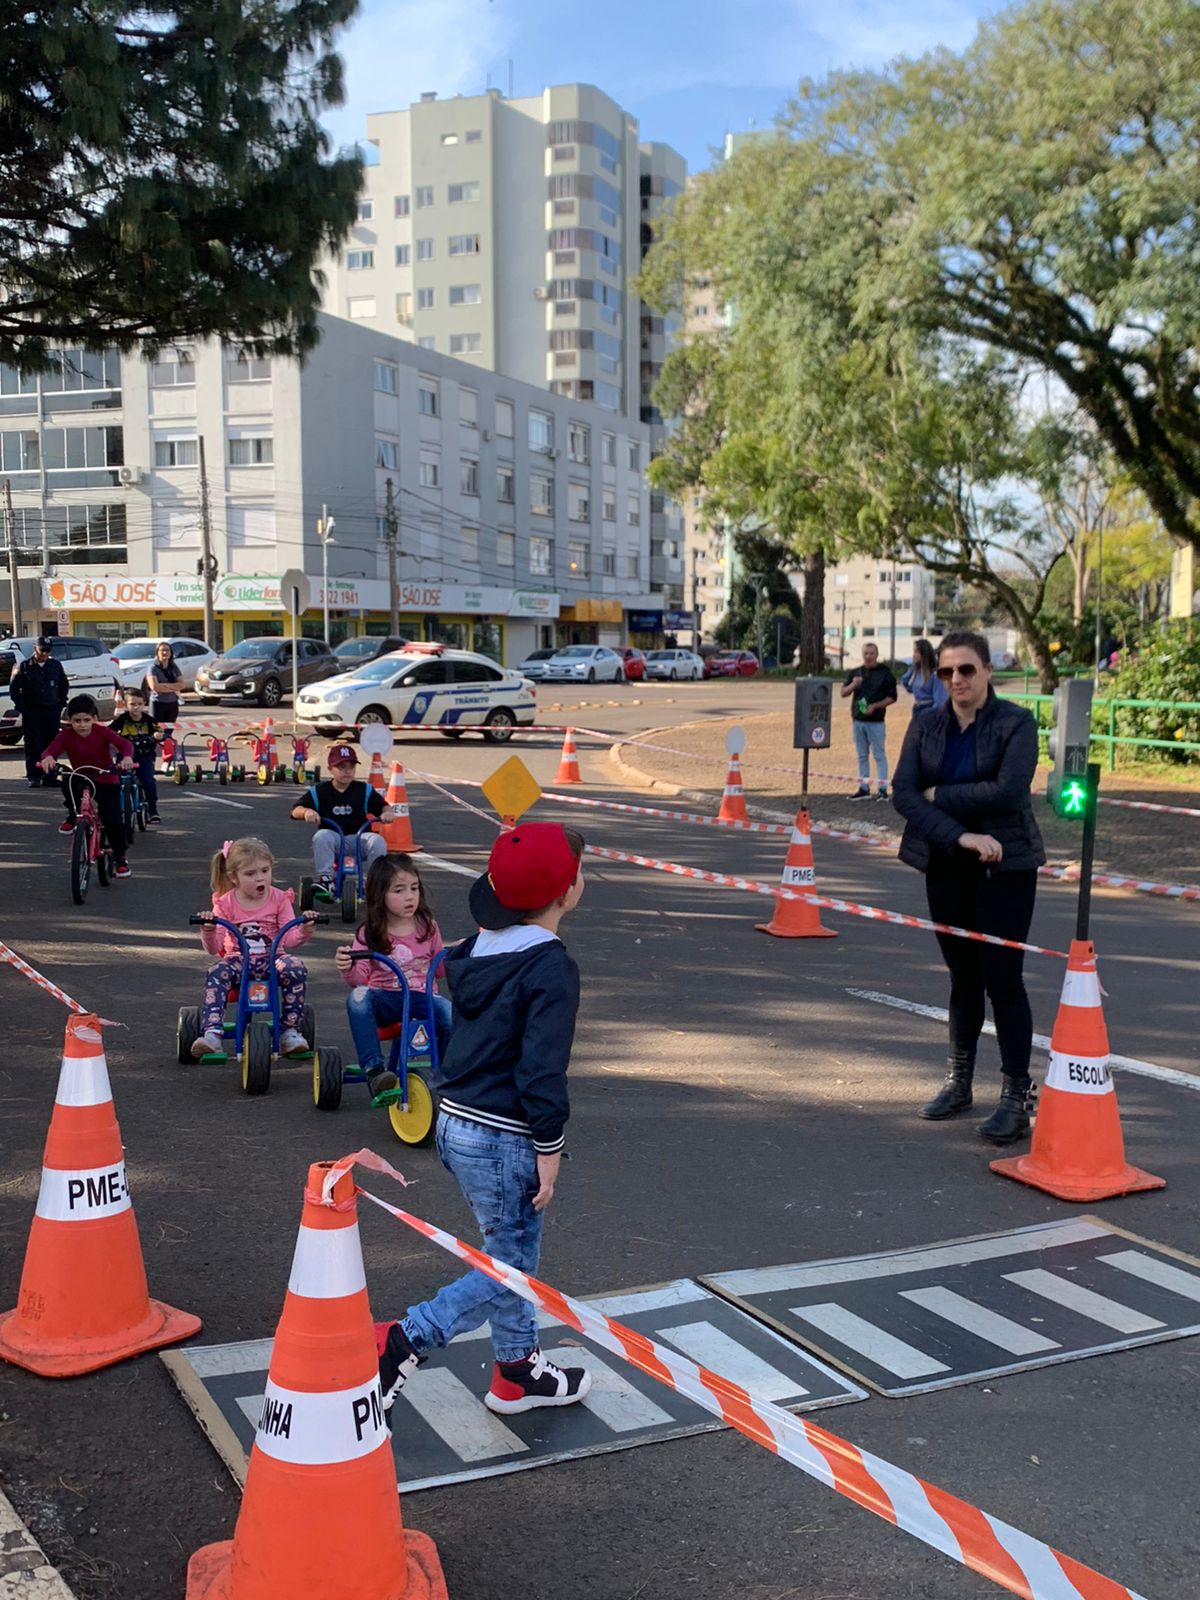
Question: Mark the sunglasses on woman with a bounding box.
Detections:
[936,662,979,682]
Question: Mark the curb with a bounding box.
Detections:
[0,1488,78,1598]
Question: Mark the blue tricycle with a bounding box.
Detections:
[315,948,447,1146]
[297,816,379,924]
[176,910,341,1096]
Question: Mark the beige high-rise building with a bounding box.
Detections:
[320,84,687,610]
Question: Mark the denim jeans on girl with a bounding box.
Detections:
[346,987,452,1071]
[400,1113,543,1364]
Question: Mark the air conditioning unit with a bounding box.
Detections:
[481,429,493,442]
[533,287,550,301]
[118,465,145,487]
[549,447,561,459]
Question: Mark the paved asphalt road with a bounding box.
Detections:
[1,683,1198,1600]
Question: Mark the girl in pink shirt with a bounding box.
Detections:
[193,836,316,1059]
[335,853,449,1102]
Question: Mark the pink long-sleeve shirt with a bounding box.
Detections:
[200,886,314,961]
[341,922,444,994]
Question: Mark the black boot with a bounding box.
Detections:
[977,1076,1033,1144]
[918,1065,974,1120]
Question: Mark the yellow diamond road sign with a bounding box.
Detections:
[481,756,542,823]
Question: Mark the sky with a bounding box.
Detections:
[323,0,1002,172]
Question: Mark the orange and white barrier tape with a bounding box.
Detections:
[0,940,121,1024]
[323,1151,1146,1600]
[1096,795,1200,818]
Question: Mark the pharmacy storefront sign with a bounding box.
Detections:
[42,575,559,619]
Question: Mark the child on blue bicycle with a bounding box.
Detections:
[291,743,402,893]
[110,687,163,825]
[335,853,451,1103]
[192,836,317,1060]
[39,694,135,878]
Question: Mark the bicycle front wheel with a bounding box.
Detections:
[71,825,91,904]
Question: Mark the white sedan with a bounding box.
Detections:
[111,636,218,692]
[541,645,626,683]
[295,644,537,742]
[644,648,705,681]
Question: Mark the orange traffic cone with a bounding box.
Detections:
[991,940,1164,1201]
[368,751,387,798]
[554,727,582,785]
[755,809,837,939]
[717,751,749,823]
[379,761,419,853]
[113,683,126,717]
[0,1014,201,1377]
[185,1162,446,1600]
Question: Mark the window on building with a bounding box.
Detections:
[418,384,439,416]
[449,283,482,305]
[529,536,552,576]
[373,360,399,395]
[602,491,616,522]
[627,548,640,580]
[225,350,271,383]
[449,332,481,355]
[459,388,478,426]
[375,438,398,469]
[228,434,273,466]
[347,296,377,319]
[395,194,411,217]
[357,199,374,221]
[417,335,436,350]
[416,185,434,208]
[151,348,195,387]
[567,482,589,522]
[440,132,458,146]
[528,410,553,454]
[495,398,514,438]
[567,540,588,576]
[394,244,411,267]
[153,435,198,468]
[460,524,479,562]
[530,473,553,516]
[568,422,590,463]
[626,492,640,526]
[448,181,480,204]
[602,547,616,576]
[417,287,435,311]
[418,452,440,488]
[396,292,413,324]
[39,347,121,395]
[466,128,482,143]
[449,233,481,256]
[227,503,276,548]
[601,431,616,466]
[347,250,374,270]
[34,501,128,564]
[460,457,479,496]
[496,530,515,566]
[627,438,641,471]
[416,238,435,262]
[496,464,515,504]
[39,425,123,487]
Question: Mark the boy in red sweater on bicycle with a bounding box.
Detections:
[39,694,135,878]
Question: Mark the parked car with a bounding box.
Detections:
[704,650,760,679]
[0,634,119,745]
[517,647,558,681]
[195,636,338,708]
[614,647,647,682]
[541,644,626,683]
[296,643,536,742]
[111,636,218,693]
[644,648,705,682]
[332,636,413,669]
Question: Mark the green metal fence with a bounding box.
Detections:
[1003,690,1200,769]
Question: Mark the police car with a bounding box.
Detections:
[295,643,537,742]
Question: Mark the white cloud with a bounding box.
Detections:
[324,0,515,151]
[806,0,986,68]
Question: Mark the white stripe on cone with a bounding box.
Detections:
[55,1054,114,1108]
[789,827,811,846]
[36,1161,131,1222]
[1045,1049,1113,1096]
[1060,968,1102,1008]
[286,1222,368,1300]
[253,1377,389,1465]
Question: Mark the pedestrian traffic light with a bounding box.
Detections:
[793,677,833,749]
[1046,679,1094,818]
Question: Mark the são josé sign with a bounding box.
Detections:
[41,574,559,618]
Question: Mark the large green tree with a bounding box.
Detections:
[0,1,363,365]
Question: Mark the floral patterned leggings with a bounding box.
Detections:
[200,954,307,1035]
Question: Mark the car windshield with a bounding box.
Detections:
[334,639,379,659]
[341,654,411,682]
[646,651,674,661]
[522,649,555,662]
[112,640,158,661]
[553,646,595,659]
[223,639,283,660]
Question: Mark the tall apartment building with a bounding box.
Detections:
[320,84,688,612]
[822,554,938,665]
[1,319,652,664]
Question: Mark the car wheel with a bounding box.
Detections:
[441,729,465,739]
[198,697,221,706]
[669,668,677,681]
[259,677,283,708]
[615,669,625,684]
[359,705,389,726]
[586,668,596,683]
[0,731,21,747]
[483,708,516,743]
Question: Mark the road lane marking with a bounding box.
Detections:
[1003,1270,1165,1334]
[182,792,253,810]
[789,1304,951,1379]
[658,1320,808,1399]
[847,987,1198,1091]
[419,852,479,879]
[1098,1249,1200,1303]
[899,1286,1060,1355]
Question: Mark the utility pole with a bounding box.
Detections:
[5,479,22,638]
[384,478,400,633]
[318,505,336,644]
[690,545,700,654]
[197,436,217,647]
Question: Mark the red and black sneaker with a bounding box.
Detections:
[484,1349,593,1415]
[375,1320,424,1416]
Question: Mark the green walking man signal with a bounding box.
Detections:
[1046,678,1095,819]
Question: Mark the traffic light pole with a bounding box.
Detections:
[1074,762,1101,942]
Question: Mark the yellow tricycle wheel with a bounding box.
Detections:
[388,1070,436,1147]
[257,763,269,786]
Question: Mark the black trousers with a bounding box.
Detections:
[924,862,1038,1085]
[22,706,62,783]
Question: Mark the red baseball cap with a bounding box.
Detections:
[469,823,581,930]
[327,744,358,766]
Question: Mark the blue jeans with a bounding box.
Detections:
[401,1113,543,1364]
[852,720,889,786]
[313,828,385,880]
[135,753,159,814]
[346,986,451,1073]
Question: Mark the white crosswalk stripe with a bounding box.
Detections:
[400,1367,529,1462]
[1099,1249,1200,1303]
[899,1286,1060,1356]
[1003,1270,1165,1334]
[541,1346,674,1432]
[657,1320,809,1400]
[791,1303,951,1379]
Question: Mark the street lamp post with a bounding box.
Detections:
[317,506,336,645]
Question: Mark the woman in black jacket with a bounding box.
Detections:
[891,630,1046,1144]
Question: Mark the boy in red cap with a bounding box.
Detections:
[376,820,592,1417]
[290,742,402,891]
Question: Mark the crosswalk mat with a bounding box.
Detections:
[162,1278,866,1492]
[701,1216,1200,1396]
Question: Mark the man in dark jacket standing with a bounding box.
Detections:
[892,630,1045,1145]
[10,637,68,787]
[841,641,898,799]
